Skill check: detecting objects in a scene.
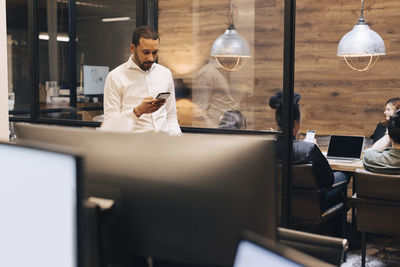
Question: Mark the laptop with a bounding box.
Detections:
[233,231,332,267]
[326,135,365,162]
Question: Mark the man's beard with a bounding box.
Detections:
[134,51,154,71]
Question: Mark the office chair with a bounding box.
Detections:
[277,227,348,266]
[352,169,400,267]
[277,164,348,237]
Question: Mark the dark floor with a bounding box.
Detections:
[341,220,400,267]
[342,234,400,267]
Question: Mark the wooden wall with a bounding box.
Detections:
[159,0,400,136]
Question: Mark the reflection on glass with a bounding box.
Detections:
[37,0,69,119]
[192,57,238,128]
[76,0,136,122]
[32,0,137,122]
[159,0,282,131]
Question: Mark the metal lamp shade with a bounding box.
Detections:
[337,24,385,57]
[211,28,251,58]
[211,28,251,71]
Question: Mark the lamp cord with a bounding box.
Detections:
[360,0,365,20]
[228,0,235,29]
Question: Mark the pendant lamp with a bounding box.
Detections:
[337,0,385,72]
[210,0,251,72]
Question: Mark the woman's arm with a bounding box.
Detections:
[371,133,391,151]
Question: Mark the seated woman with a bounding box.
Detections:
[370,97,400,143]
[363,110,400,174]
[269,91,350,208]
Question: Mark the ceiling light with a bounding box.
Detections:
[38,33,77,43]
[337,0,385,72]
[210,0,251,72]
[101,17,131,23]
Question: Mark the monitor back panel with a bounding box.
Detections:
[14,123,277,266]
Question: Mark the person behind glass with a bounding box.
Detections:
[363,110,400,174]
[192,57,236,128]
[370,97,400,144]
[269,91,350,206]
[101,25,181,135]
[218,110,246,129]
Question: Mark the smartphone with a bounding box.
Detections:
[156,92,171,100]
[305,130,316,142]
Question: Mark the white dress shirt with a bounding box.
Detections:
[102,56,181,135]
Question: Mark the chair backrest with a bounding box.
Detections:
[354,169,400,235]
[276,164,325,222]
[355,169,400,201]
[292,164,320,189]
[277,227,348,266]
[277,164,320,189]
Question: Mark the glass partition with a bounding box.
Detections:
[6,0,283,132]
[35,0,136,122]
[8,0,397,137]
[74,0,136,123]
[158,0,284,131]
[37,0,70,120]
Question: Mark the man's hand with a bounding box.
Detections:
[133,97,166,117]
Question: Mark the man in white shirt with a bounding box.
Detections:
[102,25,181,135]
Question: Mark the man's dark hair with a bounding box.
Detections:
[131,25,159,46]
[388,110,400,144]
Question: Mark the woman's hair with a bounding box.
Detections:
[218,110,247,129]
[386,97,400,107]
[269,91,301,129]
[382,97,400,125]
[388,110,400,144]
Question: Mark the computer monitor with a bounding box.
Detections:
[233,231,332,267]
[14,123,277,266]
[0,142,83,267]
[83,65,109,95]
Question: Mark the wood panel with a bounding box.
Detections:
[159,0,400,136]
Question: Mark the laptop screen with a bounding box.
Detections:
[233,240,303,267]
[327,135,364,159]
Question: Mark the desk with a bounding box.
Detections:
[328,159,363,172]
[40,102,103,121]
[320,150,364,172]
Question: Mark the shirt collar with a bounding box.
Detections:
[127,55,156,72]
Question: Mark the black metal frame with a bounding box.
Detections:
[181,127,278,135]
[136,0,158,30]
[281,0,296,227]
[28,0,39,123]
[68,0,77,109]
[136,0,148,27]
